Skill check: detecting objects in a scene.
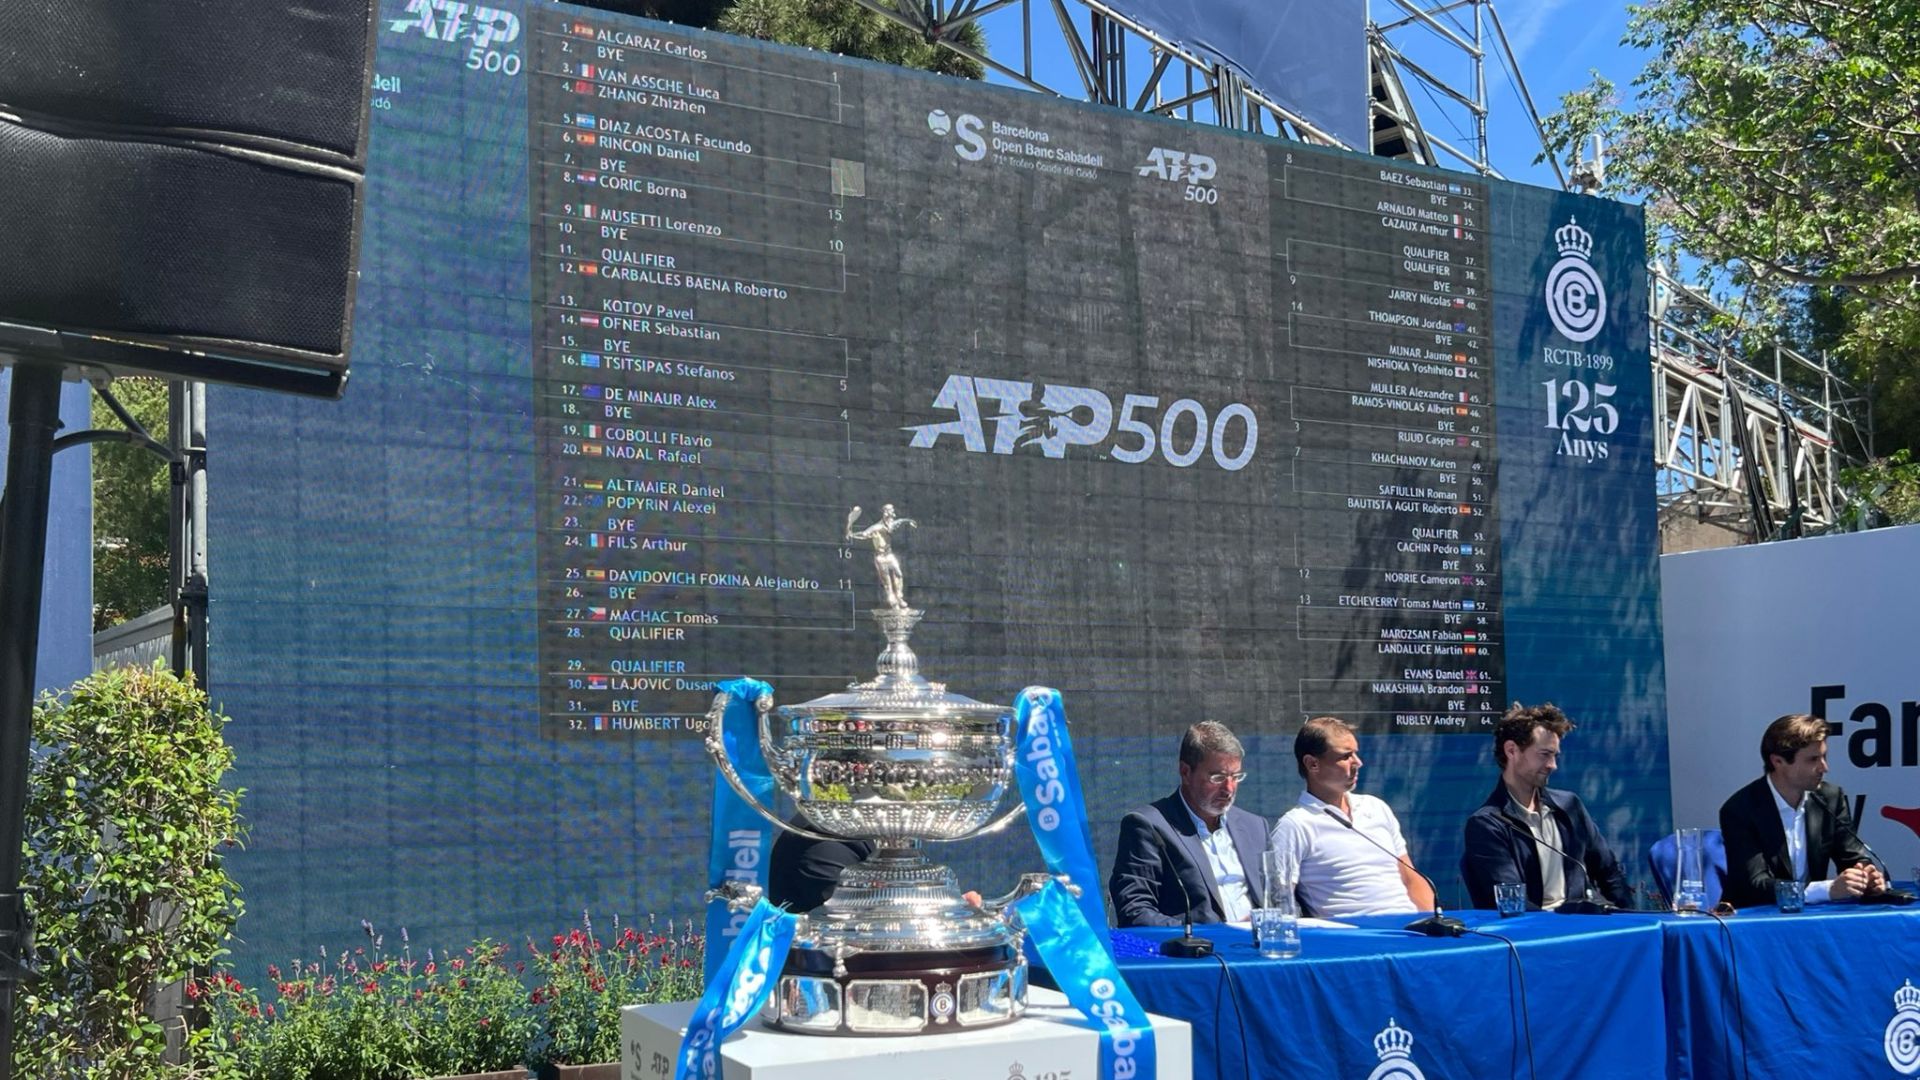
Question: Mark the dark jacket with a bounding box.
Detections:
[766,821,874,913]
[1109,792,1270,927]
[1461,783,1632,910]
[1718,776,1870,909]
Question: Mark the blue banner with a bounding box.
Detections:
[1014,687,1109,939]
[676,899,796,1080]
[704,677,777,984]
[1015,880,1157,1080]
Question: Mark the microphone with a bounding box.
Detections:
[1326,805,1466,937]
[1149,830,1215,957]
[1486,811,1616,915]
[1832,811,1917,906]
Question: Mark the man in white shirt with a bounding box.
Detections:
[1109,721,1271,927]
[1268,716,1435,917]
[1718,713,1881,909]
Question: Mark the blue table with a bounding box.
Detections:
[1659,900,1920,1079]
[1082,913,1668,1080]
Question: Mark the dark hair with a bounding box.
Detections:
[1760,714,1828,772]
[1495,702,1574,769]
[1179,721,1243,768]
[1294,716,1354,778]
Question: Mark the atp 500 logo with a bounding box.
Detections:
[1137,147,1220,205]
[904,375,1258,471]
[386,0,522,75]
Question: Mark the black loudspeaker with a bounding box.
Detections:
[0,2,378,397]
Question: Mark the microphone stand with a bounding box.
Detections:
[1151,832,1215,957]
[1327,804,1465,937]
[1489,811,1617,915]
[1834,814,1917,906]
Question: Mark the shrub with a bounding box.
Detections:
[526,912,702,1070]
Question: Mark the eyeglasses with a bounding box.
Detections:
[1206,771,1248,785]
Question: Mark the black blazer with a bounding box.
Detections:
[1108,792,1269,927]
[766,821,875,913]
[1718,776,1869,909]
[1461,783,1632,910]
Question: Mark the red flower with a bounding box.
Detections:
[184,981,201,1001]
[362,980,378,995]
[373,960,388,973]
[424,962,436,975]
[266,1004,276,1018]
[267,964,281,980]
[450,958,465,971]
[480,1017,491,1027]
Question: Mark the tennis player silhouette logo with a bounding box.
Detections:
[1887,979,1920,1075]
[1366,1018,1427,1080]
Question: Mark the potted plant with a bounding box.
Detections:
[527,912,704,1080]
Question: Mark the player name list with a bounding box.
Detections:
[1273,154,1505,732]
[526,12,864,738]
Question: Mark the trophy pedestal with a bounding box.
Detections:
[625,988,1196,1078]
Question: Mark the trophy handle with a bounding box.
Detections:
[970,800,1030,838]
[702,691,845,844]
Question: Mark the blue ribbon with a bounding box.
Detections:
[704,677,777,984]
[1014,880,1158,1080]
[1013,686,1109,940]
[675,899,796,1080]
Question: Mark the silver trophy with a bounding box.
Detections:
[705,505,1048,1035]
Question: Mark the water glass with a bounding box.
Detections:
[1774,879,1806,913]
[1254,895,1300,959]
[1261,850,1287,907]
[1674,828,1706,912]
[1494,881,1527,918]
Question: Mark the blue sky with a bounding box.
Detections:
[963,1,1648,195]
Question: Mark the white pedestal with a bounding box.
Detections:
[621,987,1192,1080]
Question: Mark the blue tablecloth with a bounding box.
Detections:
[1075,912,1668,1080]
[1660,900,1920,1080]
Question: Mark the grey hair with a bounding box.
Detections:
[1179,721,1244,767]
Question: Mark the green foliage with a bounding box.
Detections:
[198,936,539,1080]
[13,664,244,1079]
[528,915,704,1067]
[1541,1,1920,455]
[1832,449,1920,529]
[91,378,171,631]
[719,0,986,79]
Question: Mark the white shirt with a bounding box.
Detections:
[1768,777,1834,905]
[1269,790,1419,917]
[1509,793,1567,909]
[1180,794,1253,921]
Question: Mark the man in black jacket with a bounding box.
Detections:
[1718,713,1881,909]
[1462,702,1631,910]
[1109,721,1269,927]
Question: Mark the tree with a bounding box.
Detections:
[91,378,171,631]
[718,0,985,79]
[1542,0,1920,455]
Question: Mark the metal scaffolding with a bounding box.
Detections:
[857,0,1871,544]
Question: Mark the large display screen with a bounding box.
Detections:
[207,0,1668,968]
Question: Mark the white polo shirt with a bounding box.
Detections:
[1268,790,1418,917]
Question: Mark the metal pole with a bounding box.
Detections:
[0,359,65,1080]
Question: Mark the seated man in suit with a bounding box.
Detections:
[1108,721,1269,927]
[1719,713,1883,908]
[1461,702,1632,910]
[1268,716,1433,917]
[766,816,875,913]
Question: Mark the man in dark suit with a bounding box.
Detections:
[1109,721,1269,927]
[1462,702,1631,910]
[1719,713,1882,909]
[766,818,875,913]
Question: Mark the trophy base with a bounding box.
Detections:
[760,941,1028,1035]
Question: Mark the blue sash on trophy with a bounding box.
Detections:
[703,677,777,984]
[676,897,796,1080]
[1013,687,1157,1080]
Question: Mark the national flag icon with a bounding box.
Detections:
[1452,322,1467,332]
[581,443,604,457]
[1454,353,1468,362]
[575,113,596,128]
[587,675,608,689]
[1456,436,1470,445]
[583,495,604,507]
[1461,544,1473,555]
[583,479,604,490]
[1461,575,1476,585]
[1463,599,1477,611]
[579,132,597,146]
[1459,503,1474,514]
[1463,631,1478,640]
[1454,406,1469,416]
[1448,183,1463,194]
[582,424,599,438]
[580,203,594,218]
[585,568,606,580]
[1453,228,1463,238]
[588,534,602,548]
[580,313,601,327]
[569,172,597,185]
[1453,297,1466,307]
[1455,367,1467,378]
[581,384,603,399]
[592,715,607,731]
[1467,684,1481,694]
[579,353,601,368]
[578,64,595,79]
[572,21,594,36]
[581,263,599,276]
[1459,392,1468,402]
[587,607,608,621]
[1452,214,1462,225]
[1466,645,1479,655]
[573,80,594,95]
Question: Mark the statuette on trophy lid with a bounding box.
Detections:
[705,505,1048,1035]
